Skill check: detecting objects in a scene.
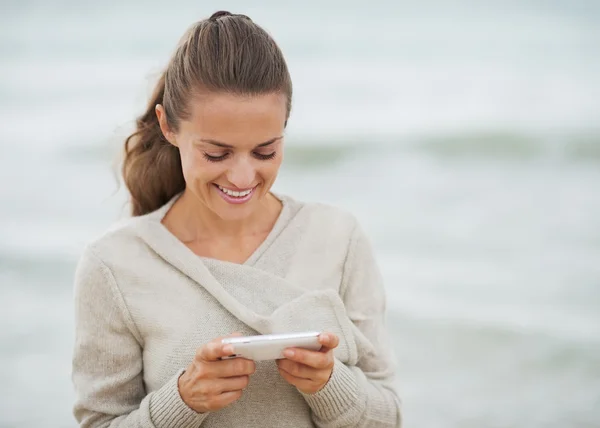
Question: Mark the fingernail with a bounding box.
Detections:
[284,349,295,358]
[223,345,234,354]
[321,333,329,341]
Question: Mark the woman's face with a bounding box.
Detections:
[157,92,287,222]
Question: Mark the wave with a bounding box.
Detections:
[411,130,600,161]
[0,250,77,283]
[56,129,600,168]
[387,312,600,380]
[385,286,600,346]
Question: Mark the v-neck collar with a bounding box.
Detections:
[144,191,296,267]
[132,192,363,364]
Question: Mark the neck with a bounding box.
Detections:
[166,189,282,241]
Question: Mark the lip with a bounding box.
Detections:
[213,184,257,205]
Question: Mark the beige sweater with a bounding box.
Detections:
[72,193,401,427]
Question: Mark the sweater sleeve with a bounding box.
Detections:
[300,220,402,427]
[71,248,208,428]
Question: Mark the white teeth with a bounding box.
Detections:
[218,185,252,197]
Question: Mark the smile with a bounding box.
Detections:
[217,185,253,197]
[214,184,257,204]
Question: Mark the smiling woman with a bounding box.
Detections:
[158,93,288,263]
[157,93,286,225]
[122,12,292,219]
[72,10,401,428]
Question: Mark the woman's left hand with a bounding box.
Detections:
[276,332,339,394]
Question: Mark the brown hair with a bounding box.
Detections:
[122,11,293,216]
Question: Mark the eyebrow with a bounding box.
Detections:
[198,136,283,149]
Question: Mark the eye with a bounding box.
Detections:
[253,151,277,161]
[203,152,229,162]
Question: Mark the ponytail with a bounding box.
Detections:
[122,73,185,216]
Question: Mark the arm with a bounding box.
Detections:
[301,221,402,427]
[72,248,208,428]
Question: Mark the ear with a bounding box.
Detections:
[155,104,177,146]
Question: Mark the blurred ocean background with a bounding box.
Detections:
[1,0,599,426]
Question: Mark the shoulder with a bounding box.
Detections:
[77,212,156,273]
[284,195,360,241]
[72,218,139,302]
[279,194,365,256]
[85,216,142,255]
[81,193,178,267]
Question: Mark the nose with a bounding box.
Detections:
[226,155,256,190]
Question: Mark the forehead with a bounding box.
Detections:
[181,92,287,146]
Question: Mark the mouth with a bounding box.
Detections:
[213,183,257,204]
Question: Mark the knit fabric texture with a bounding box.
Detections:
[72,193,401,427]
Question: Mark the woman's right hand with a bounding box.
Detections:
[178,334,256,414]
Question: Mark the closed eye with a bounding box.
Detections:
[202,151,277,162]
[203,152,229,162]
[253,151,276,160]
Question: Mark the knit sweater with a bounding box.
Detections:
[72,193,402,427]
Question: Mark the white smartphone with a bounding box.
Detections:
[220,331,322,361]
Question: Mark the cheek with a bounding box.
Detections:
[178,147,219,184]
[177,145,196,177]
[260,157,283,180]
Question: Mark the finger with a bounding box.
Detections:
[204,390,243,412]
[202,358,256,378]
[318,332,339,352]
[199,340,231,362]
[214,375,250,394]
[283,347,332,370]
[277,358,316,380]
[199,333,243,361]
[277,366,318,391]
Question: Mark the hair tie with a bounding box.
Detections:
[209,11,232,21]
[208,11,251,22]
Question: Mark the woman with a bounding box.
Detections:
[72,10,401,428]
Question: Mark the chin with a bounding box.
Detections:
[214,202,257,221]
[212,189,261,218]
